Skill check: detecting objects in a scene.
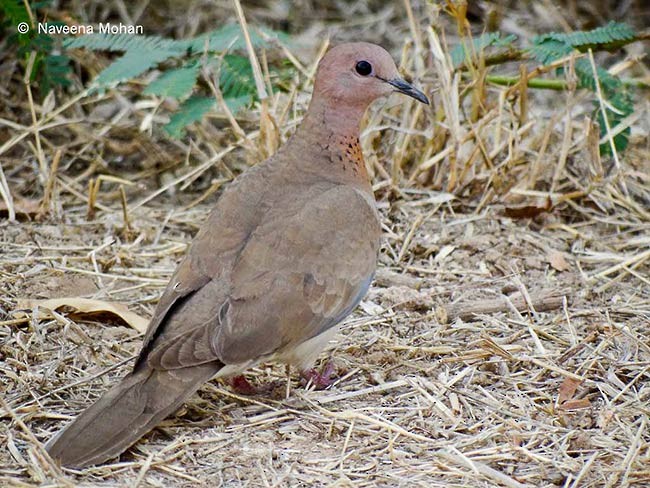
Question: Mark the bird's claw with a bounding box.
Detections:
[300,361,336,390]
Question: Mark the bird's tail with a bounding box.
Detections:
[46,363,220,468]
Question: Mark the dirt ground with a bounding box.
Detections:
[1,1,649,487]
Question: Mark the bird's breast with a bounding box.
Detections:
[328,133,368,182]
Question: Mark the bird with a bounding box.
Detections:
[46,41,429,467]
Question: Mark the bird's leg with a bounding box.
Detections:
[230,361,337,395]
[285,364,292,400]
[300,361,336,390]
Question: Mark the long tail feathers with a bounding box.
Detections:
[46,364,220,468]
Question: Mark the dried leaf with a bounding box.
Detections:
[16,297,149,333]
[559,398,591,411]
[0,197,41,219]
[548,250,571,272]
[503,197,553,219]
[557,376,583,405]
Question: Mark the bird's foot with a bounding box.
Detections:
[228,375,282,396]
[229,375,260,395]
[300,361,336,390]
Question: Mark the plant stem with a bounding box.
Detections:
[486,75,649,90]
[487,75,567,90]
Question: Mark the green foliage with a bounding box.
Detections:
[96,48,179,88]
[218,55,257,99]
[41,53,73,92]
[528,21,636,64]
[527,21,636,154]
[223,94,253,114]
[143,61,200,100]
[0,0,72,94]
[63,34,185,89]
[181,23,288,53]
[163,93,252,138]
[1,0,30,31]
[164,96,215,138]
[64,33,185,53]
[574,59,633,155]
[450,32,517,67]
[63,23,291,137]
[62,23,286,91]
[452,21,639,156]
[527,38,573,65]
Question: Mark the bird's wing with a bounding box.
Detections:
[134,165,269,370]
[145,184,380,370]
[214,184,380,364]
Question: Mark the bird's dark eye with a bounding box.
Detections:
[355,60,372,76]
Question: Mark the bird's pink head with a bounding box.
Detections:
[312,42,429,109]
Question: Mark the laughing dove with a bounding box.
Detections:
[46,42,429,467]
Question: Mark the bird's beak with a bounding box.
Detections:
[386,78,429,105]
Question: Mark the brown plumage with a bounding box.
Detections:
[46,42,429,467]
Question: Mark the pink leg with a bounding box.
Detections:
[300,361,336,390]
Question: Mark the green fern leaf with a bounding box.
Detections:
[529,22,636,65]
[144,61,200,100]
[92,48,176,88]
[65,33,187,89]
[596,102,632,155]
[450,32,517,67]
[573,58,620,95]
[592,88,632,155]
[61,23,290,134]
[163,96,215,138]
[183,24,252,53]
[0,0,30,23]
[41,54,72,92]
[224,94,253,114]
[258,26,291,45]
[563,21,635,51]
[64,33,185,54]
[527,22,638,157]
[1,0,30,45]
[182,23,289,54]
[528,37,573,64]
[219,55,257,99]
[571,58,633,155]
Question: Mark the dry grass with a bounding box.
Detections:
[1,1,649,487]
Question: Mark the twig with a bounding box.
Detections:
[439,288,570,323]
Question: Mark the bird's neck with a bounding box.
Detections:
[287,97,371,188]
[302,95,368,136]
